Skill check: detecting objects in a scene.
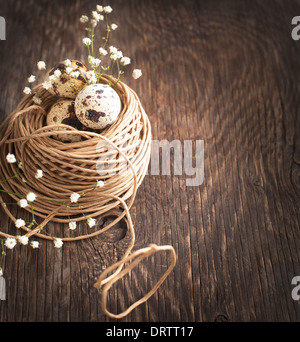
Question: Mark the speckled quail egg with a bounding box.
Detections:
[45,60,89,99]
[74,84,121,130]
[46,99,86,142]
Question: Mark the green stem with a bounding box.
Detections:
[109,60,115,86]
[0,174,18,184]
[0,240,6,256]
[30,202,35,224]
[114,61,124,87]
[103,14,110,49]
[0,189,23,198]
[38,227,51,236]
[37,198,66,204]
[90,25,95,57]
[116,60,120,79]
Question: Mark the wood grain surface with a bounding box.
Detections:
[0,0,299,322]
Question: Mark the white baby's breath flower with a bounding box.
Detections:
[110,50,123,61]
[96,180,105,188]
[5,238,16,249]
[132,69,142,79]
[88,56,101,68]
[120,56,131,66]
[64,59,72,67]
[70,192,80,203]
[109,46,118,54]
[111,23,118,30]
[17,235,29,245]
[54,69,62,78]
[99,47,107,56]
[71,71,80,78]
[23,87,32,95]
[30,241,39,249]
[92,11,104,22]
[26,192,37,202]
[97,5,104,12]
[53,238,63,248]
[66,67,73,74]
[69,221,77,230]
[28,75,36,83]
[86,70,97,84]
[104,6,113,13]
[6,153,16,163]
[42,80,52,90]
[83,37,92,46]
[94,58,101,67]
[18,199,28,208]
[80,15,89,23]
[91,19,97,27]
[35,169,43,179]
[92,11,98,20]
[37,61,46,70]
[87,218,96,228]
[33,95,42,105]
[49,75,56,81]
[15,219,26,229]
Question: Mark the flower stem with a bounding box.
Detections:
[0,189,23,198]
[90,25,95,57]
[30,202,37,225]
[37,197,66,205]
[109,60,115,86]
[103,14,110,49]
[0,174,18,184]
[0,240,6,256]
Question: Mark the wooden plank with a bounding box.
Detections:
[0,0,299,322]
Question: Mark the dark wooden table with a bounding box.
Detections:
[0,0,299,322]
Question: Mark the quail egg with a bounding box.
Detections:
[46,99,86,142]
[74,84,121,130]
[45,60,89,99]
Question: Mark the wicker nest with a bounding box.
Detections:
[0,75,151,241]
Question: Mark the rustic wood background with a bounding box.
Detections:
[0,0,299,322]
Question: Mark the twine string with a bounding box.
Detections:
[95,244,177,319]
[0,76,176,318]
